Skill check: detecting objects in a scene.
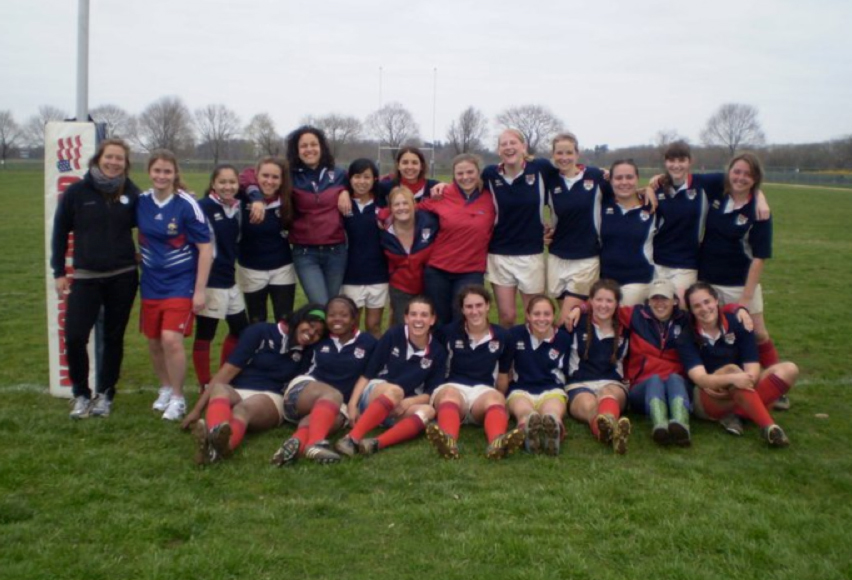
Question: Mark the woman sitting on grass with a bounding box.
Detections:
[181,304,326,464]
[270,296,378,466]
[333,296,447,458]
[425,284,524,460]
[676,283,797,446]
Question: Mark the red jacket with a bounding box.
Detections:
[418,184,495,273]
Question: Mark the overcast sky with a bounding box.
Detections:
[2,0,851,149]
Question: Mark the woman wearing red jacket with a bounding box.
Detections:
[419,154,496,324]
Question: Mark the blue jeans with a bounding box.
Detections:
[424,266,484,325]
[628,373,690,415]
[292,243,347,305]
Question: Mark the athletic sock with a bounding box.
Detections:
[292,425,309,449]
[305,399,340,447]
[192,340,211,389]
[220,334,239,368]
[483,404,509,443]
[377,415,425,449]
[755,373,791,406]
[758,340,780,368]
[349,395,395,442]
[229,417,247,450]
[206,397,232,430]
[733,389,774,428]
[437,401,462,439]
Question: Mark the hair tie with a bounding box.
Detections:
[308,309,326,321]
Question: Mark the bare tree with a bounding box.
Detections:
[0,111,23,167]
[23,105,69,148]
[91,104,135,138]
[701,103,766,157]
[301,113,362,157]
[194,104,241,164]
[494,104,564,155]
[653,129,688,158]
[446,106,488,154]
[245,113,283,157]
[135,96,195,154]
[366,102,420,152]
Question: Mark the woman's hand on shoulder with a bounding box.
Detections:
[249,201,265,224]
[338,190,352,216]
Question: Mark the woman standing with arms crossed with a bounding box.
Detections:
[52,138,140,419]
[139,150,213,422]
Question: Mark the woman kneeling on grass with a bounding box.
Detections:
[333,296,448,458]
[506,295,573,456]
[181,304,326,464]
[565,279,632,454]
[270,296,378,466]
[676,283,797,447]
[425,285,524,460]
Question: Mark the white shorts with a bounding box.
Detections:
[237,264,296,294]
[653,266,697,295]
[711,283,764,315]
[199,285,245,319]
[341,283,389,309]
[620,283,650,307]
[233,388,285,424]
[547,255,599,299]
[506,387,567,409]
[430,383,501,425]
[565,379,628,396]
[487,253,546,294]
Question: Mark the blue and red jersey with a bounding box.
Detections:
[507,325,573,395]
[599,199,656,285]
[198,195,240,289]
[137,190,211,300]
[566,313,629,384]
[699,194,772,286]
[546,165,606,260]
[343,198,388,285]
[418,184,495,274]
[363,325,448,397]
[676,311,759,374]
[380,210,439,294]
[227,321,312,393]
[619,305,687,385]
[438,322,515,387]
[290,166,347,246]
[308,331,378,403]
[482,158,554,256]
[653,173,724,270]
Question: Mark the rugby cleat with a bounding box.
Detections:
[271,437,301,467]
[485,428,526,460]
[612,417,632,455]
[426,422,459,459]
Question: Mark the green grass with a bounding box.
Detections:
[1,170,851,579]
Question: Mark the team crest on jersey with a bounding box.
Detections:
[454,339,465,350]
[120,195,129,205]
[167,220,178,235]
[354,347,365,359]
[488,340,500,353]
[526,174,536,186]
[736,214,749,226]
[724,333,736,345]
[516,341,525,350]
[420,357,432,369]
[320,345,331,353]
[712,200,721,209]
[391,347,400,358]
[548,348,560,360]
[605,207,615,215]
[673,325,682,338]
[292,351,302,362]
[583,180,594,191]
[421,228,432,241]
[640,211,650,221]
[686,189,697,200]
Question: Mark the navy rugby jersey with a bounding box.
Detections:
[198,195,240,289]
[599,198,656,286]
[438,322,515,387]
[676,311,758,375]
[507,325,573,395]
[238,198,293,271]
[566,313,629,385]
[546,165,606,260]
[363,325,448,397]
[227,322,312,393]
[375,178,440,207]
[308,331,378,402]
[137,190,211,300]
[343,198,388,285]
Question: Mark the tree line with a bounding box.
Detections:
[1,99,850,172]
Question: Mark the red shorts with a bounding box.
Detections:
[140,298,194,339]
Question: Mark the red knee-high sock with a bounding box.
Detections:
[192,340,212,388]
[229,417,247,450]
[377,415,425,449]
[206,397,232,429]
[349,395,395,441]
[733,389,774,428]
[758,340,780,368]
[698,390,735,420]
[483,404,509,443]
[220,334,239,368]
[590,396,621,437]
[755,373,791,406]
[292,425,309,448]
[305,399,340,447]
[437,401,462,439]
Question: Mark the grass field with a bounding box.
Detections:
[1,169,851,580]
